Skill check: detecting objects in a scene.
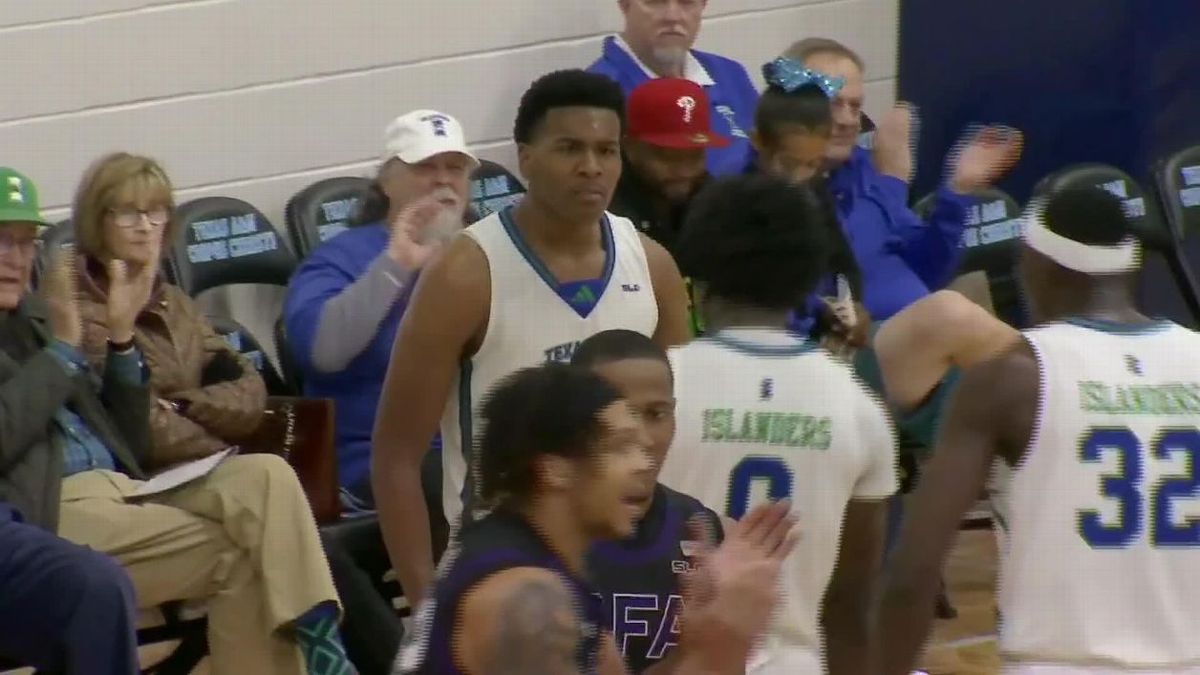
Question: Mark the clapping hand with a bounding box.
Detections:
[821,300,872,359]
[948,125,1024,194]
[41,244,82,348]
[872,103,919,184]
[387,196,454,270]
[678,501,799,656]
[106,236,161,343]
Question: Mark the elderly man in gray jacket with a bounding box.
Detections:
[0,167,146,674]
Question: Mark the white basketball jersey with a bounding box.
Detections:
[438,208,658,527]
[658,328,897,673]
[997,319,1200,671]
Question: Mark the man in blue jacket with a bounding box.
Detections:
[283,109,476,513]
[785,38,1024,324]
[589,0,759,176]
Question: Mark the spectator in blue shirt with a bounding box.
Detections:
[283,110,476,514]
[784,38,1023,323]
[588,0,759,176]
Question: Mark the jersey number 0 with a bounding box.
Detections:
[726,456,794,519]
[1078,426,1200,548]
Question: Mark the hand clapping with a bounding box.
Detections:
[40,244,82,348]
[105,235,161,343]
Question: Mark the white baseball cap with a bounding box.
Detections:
[383,110,479,167]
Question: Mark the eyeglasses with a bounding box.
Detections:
[0,230,36,256]
[109,207,170,229]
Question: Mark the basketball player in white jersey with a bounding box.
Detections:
[656,174,899,675]
[878,186,1200,674]
[372,69,693,608]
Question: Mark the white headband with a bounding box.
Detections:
[1021,198,1141,274]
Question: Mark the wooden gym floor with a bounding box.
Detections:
[921,528,1002,674]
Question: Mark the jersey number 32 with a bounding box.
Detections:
[1078,426,1200,548]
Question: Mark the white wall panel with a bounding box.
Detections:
[8,0,899,224]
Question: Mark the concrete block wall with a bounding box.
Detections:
[3,0,898,363]
[5,0,899,224]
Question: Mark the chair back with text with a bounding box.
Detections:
[169,197,297,297]
[1155,144,1200,239]
[1032,164,1200,327]
[915,187,1024,325]
[285,177,371,258]
[208,314,293,396]
[469,160,525,220]
[1151,146,1200,327]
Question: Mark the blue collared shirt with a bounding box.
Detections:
[824,146,977,321]
[47,341,144,477]
[588,35,760,177]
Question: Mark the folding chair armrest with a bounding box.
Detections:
[240,397,340,524]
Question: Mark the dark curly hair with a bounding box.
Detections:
[755,84,833,145]
[513,70,626,145]
[675,175,830,311]
[477,363,624,504]
[1042,187,1136,246]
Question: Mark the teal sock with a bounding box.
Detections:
[294,602,356,675]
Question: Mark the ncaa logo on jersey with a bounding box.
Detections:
[622,283,641,292]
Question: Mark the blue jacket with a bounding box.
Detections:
[588,36,759,177]
[283,223,432,491]
[823,146,976,322]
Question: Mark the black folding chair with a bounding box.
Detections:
[914,187,1024,325]
[284,176,371,258]
[1032,163,1200,328]
[469,160,525,220]
[167,196,298,394]
[1151,145,1200,326]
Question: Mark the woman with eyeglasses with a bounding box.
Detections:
[61,152,363,674]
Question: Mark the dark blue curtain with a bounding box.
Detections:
[898,0,1200,204]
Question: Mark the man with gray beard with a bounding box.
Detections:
[283,110,476,674]
[284,109,476,513]
[588,0,759,176]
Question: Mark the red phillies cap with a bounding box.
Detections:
[626,78,731,149]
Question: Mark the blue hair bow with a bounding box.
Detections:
[762,58,844,98]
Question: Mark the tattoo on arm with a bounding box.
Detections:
[486,576,581,675]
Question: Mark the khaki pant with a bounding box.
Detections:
[57,454,340,674]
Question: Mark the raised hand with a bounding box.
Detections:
[872,103,920,183]
[948,125,1024,193]
[387,196,454,270]
[821,300,872,359]
[40,244,82,347]
[106,237,160,343]
[679,501,799,649]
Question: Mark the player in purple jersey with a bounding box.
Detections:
[573,329,725,673]
[396,363,797,675]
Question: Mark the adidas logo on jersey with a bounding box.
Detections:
[571,285,597,305]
